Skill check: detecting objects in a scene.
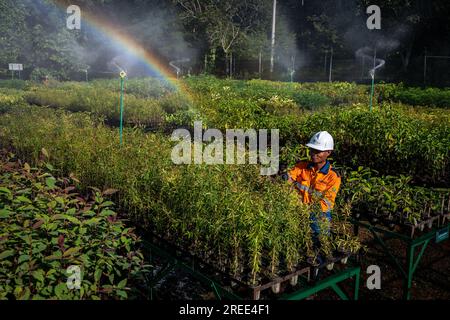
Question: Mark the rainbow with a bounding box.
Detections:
[51,0,192,97]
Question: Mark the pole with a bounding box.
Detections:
[270,0,277,74]
[291,55,295,82]
[370,47,377,111]
[324,50,328,77]
[230,52,233,78]
[423,48,427,85]
[259,51,262,78]
[119,71,126,145]
[328,47,333,82]
[369,74,375,112]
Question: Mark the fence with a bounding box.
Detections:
[1,51,449,87]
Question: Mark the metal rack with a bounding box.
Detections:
[352,215,450,300]
[142,235,360,300]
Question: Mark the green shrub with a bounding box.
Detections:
[0,80,29,90]
[280,104,450,186]
[0,89,27,113]
[291,90,330,110]
[336,166,449,224]
[0,149,148,300]
[381,83,450,108]
[24,87,168,127]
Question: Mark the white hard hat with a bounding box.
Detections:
[306,131,334,151]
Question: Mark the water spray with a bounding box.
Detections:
[169,58,190,79]
[119,70,127,145]
[369,57,385,111]
[289,56,295,82]
[357,47,385,111]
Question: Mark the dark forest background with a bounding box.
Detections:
[1,0,449,85]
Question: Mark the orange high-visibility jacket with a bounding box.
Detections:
[287,160,341,212]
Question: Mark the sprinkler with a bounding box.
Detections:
[369,70,375,112]
[289,69,295,83]
[169,58,190,79]
[119,70,127,145]
[289,55,295,83]
[369,58,385,111]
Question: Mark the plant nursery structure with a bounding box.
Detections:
[353,211,450,300]
[142,233,361,301]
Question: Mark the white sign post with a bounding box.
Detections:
[8,63,23,79]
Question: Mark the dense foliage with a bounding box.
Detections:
[381,84,450,109]
[0,149,148,300]
[0,106,359,284]
[1,76,448,290]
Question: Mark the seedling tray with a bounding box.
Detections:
[355,211,442,238]
[141,231,313,300]
[140,230,360,300]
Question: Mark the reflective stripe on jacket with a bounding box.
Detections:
[287,160,341,212]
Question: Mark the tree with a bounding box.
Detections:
[175,0,273,76]
[0,0,89,79]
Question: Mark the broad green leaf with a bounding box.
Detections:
[117,279,127,289]
[32,243,47,254]
[45,177,56,189]
[32,270,45,283]
[66,208,76,215]
[18,254,30,264]
[94,268,102,283]
[84,218,101,225]
[19,287,31,300]
[0,209,11,218]
[99,201,115,208]
[54,283,67,299]
[63,247,81,257]
[0,187,11,195]
[100,209,116,217]
[116,290,127,299]
[45,251,62,260]
[64,215,81,225]
[16,196,32,203]
[0,249,15,260]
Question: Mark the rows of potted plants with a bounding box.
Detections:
[0,106,360,285]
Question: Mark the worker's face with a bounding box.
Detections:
[310,148,331,164]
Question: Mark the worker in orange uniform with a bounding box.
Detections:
[282,131,341,254]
